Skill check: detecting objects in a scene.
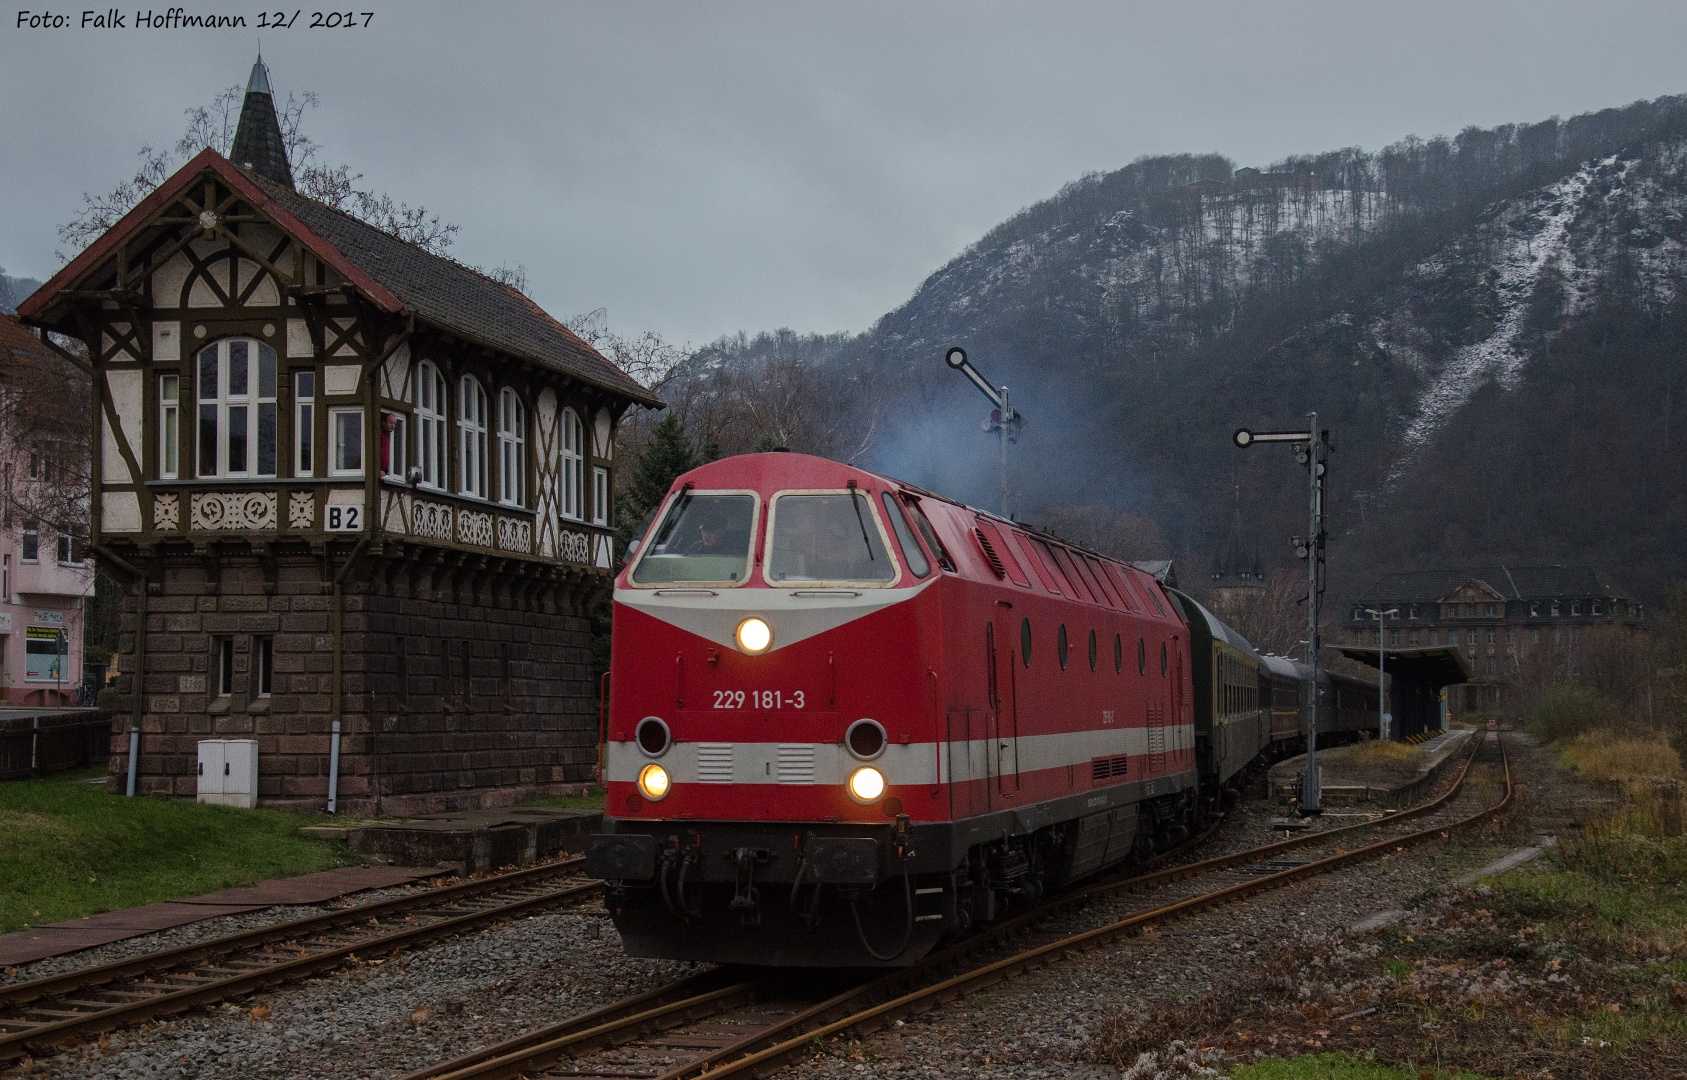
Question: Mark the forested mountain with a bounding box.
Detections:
[0,271,43,315]
[661,95,1687,605]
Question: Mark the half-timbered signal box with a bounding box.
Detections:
[18,59,660,812]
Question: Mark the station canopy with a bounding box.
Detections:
[1336,644,1474,739]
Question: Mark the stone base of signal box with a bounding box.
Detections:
[101,552,607,815]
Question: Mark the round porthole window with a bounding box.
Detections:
[1021,617,1032,668]
[845,718,888,761]
[1057,624,1069,670]
[635,716,671,758]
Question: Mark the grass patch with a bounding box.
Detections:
[0,773,354,933]
[515,787,605,810]
[1559,731,1682,783]
[1232,1053,1489,1079]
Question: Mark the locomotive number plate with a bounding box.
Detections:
[714,690,806,709]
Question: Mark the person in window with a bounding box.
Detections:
[678,504,741,556]
[380,411,400,476]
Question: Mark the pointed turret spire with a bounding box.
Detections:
[229,53,294,189]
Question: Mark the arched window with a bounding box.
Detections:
[414,362,447,490]
[497,388,526,507]
[560,407,584,520]
[196,337,278,478]
[458,375,488,499]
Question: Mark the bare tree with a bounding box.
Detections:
[0,335,92,552]
[58,84,458,258]
[1202,569,1306,657]
[1035,503,1171,561]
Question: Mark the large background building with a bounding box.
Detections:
[17,60,658,812]
[1345,565,1644,714]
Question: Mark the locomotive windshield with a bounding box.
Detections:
[630,492,756,584]
[767,492,895,584]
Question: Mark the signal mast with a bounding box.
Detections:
[944,347,1025,518]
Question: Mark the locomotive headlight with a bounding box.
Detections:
[736,617,773,654]
[637,763,671,801]
[848,766,886,803]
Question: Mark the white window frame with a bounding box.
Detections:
[592,465,610,526]
[497,388,526,507]
[414,361,447,490]
[294,370,315,477]
[383,412,408,481]
[195,338,278,479]
[20,523,38,563]
[560,407,584,520]
[56,533,75,565]
[159,374,180,479]
[328,407,365,477]
[459,376,488,499]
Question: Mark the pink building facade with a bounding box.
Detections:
[0,315,94,705]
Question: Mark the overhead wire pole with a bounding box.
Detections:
[1234,415,1334,814]
[945,347,1024,518]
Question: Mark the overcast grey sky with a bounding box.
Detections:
[4,1,1685,345]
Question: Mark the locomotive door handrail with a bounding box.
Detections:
[989,613,1020,795]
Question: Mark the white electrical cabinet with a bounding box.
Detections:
[197,739,259,808]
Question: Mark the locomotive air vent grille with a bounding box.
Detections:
[973,527,1007,579]
[776,744,816,783]
[1091,755,1130,782]
[697,743,735,783]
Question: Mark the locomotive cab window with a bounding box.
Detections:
[629,491,758,586]
[765,491,897,586]
[880,492,930,578]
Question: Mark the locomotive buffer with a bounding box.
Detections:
[1234,417,1334,814]
[945,347,1025,518]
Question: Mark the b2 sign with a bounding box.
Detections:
[326,504,363,532]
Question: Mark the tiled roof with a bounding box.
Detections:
[245,173,660,406]
[1354,566,1627,604]
[0,314,56,364]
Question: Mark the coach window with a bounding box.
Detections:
[630,492,757,585]
[1114,633,1122,673]
[880,492,930,578]
[1057,624,1069,669]
[766,491,896,585]
[1087,629,1097,671]
[1137,637,1146,675]
[1021,618,1032,668]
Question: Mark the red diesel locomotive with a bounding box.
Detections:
[586,451,1206,966]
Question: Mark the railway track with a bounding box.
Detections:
[0,856,602,1064]
[408,732,1508,1080]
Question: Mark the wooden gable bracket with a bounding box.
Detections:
[360,313,416,378]
[28,328,95,377]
